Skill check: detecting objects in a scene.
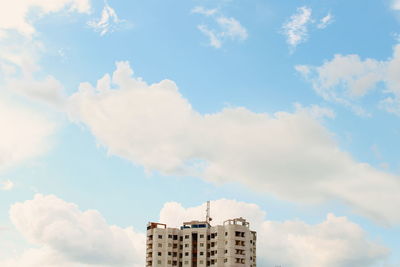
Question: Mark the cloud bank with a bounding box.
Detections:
[68,61,400,225]
[1,194,145,267]
[1,196,388,267]
[160,200,389,267]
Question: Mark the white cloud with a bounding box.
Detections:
[191,6,218,17]
[197,25,222,48]
[217,16,248,41]
[0,0,77,185]
[192,6,248,48]
[68,61,400,225]
[318,13,334,29]
[0,180,14,190]
[0,32,67,107]
[88,2,128,36]
[282,6,312,50]
[159,200,389,267]
[0,35,43,75]
[7,76,66,107]
[0,97,55,172]
[282,7,334,51]
[0,0,90,37]
[0,0,90,105]
[2,196,389,267]
[0,194,145,267]
[296,44,400,115]
[296,55,384,99]
[0,30,59,175]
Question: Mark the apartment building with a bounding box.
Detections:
[146,217,257,267]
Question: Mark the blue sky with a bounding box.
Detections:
[0,0,400,266]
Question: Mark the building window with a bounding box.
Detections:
[158,235,163,239]
[158,252,162,256]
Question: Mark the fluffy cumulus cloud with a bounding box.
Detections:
[0,97,55,172]
[159,200,389,267]
[192,6,248,48]
[1,197,389,267]
[0,194,145,267]
[87,2,128,36]
[296,44,400,115]
[282,7,333,51]
[68,61,400,225]
[0,0,90,37]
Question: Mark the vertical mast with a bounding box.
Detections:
[206,201,211,225]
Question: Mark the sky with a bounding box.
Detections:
[0,0,400,266]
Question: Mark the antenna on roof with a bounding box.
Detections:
[206,201,212,225]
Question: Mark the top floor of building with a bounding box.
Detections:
[146,217,256,242]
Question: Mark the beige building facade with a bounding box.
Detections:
[146,217,256,267]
